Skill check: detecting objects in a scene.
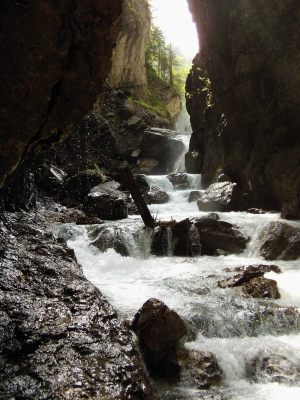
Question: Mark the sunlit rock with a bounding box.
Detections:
[257,221,300,260]
[197,182,246,212]
[242,277,280,299]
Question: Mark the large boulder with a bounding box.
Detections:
[83,182,128,220]
[132,298,187,377]
[64,169,105,201]
[194,216,249,255]
[138,128,186,174]
[90,225,132,256]
[257,221,300,260]
[197,182,246,212]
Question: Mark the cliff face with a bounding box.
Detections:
[0,0,123,189]
[109,0,151,99]
[186,0,300,210]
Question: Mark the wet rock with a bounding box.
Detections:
[37,164,67,195]
[118,103,137,119]
[247,351,300,385]
[179,349,223,389]
[188,190,202,203]
[247,208,266,214]
[90,225,132,256]
[194,217,249,255]
[197,182,245,212]
[147,184,170,204]
[82,181,128,221]
[242,277,281,299]
[83,192,128,220]
[44,207,102,225]
[168,173,190,190]
[64,169,105,201]
[218,264,281,288]
[151,220,201,257]
[185,151,202,174]
[0,211,150,399]
[132,298,187,378]
[281,202,300,220]
[139,128,186,174]
[257,221,300,260]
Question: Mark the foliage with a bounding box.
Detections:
[146,23,191,99]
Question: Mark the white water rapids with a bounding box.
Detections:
[53,174,300,399]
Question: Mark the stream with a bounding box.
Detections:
[52,173,300,399]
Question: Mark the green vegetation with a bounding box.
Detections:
[146,23,191,99]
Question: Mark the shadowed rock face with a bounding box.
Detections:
[186,0,300,210]
[0,0,123,188]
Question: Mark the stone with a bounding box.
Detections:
[132,298,187,377]
[168,173,190,190]
[179,349,223,389]
[146,184,170,204]
[257,221,300,260]
[194,216,249,255]
[247,208,266,214]
[134,174,150,193]
[151,220,201,257]
[64,169,105,201]
[90,225,132,256]
[0,209,150,399]
[186,0,300,210]
[242,277,281,299]
[247,351,300,385]
[218,264,281,288]
[281,202,300,220]
[197,182,245,212]
[139,128,186,174]
[83,192,128,220]
[216,173,232,183]
[188,190,202,203]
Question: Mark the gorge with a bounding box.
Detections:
[1,0,300,399]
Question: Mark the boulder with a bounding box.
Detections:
[132,298,187,377]
[139,128,186,174]
[168,173,190,190]
[64,169,105,201]
[179,349,223,389]
[242,277,281,299]
[218,264,281,288]
[194,216,249,255]
[257,221,300,260]
[281,202,300,220]
[247,208,266,214]
[216,173,232,183]
[247,351,300,385]
[90,225,132,256]
[188,190,202,203]
[83,193,127,220]
[151,220,201,257]
[146,184,170,204]
[82,181,128,220]
[37,164,66,195]
[197,182,245,212]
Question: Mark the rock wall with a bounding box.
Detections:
[109,0,151,99]
[186,0,300,210]
[0,0,123,189]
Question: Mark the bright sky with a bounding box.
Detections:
[149,0,199,60]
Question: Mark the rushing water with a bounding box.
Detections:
[53,174,300,399]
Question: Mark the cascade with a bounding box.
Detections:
[51,167,300,399]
